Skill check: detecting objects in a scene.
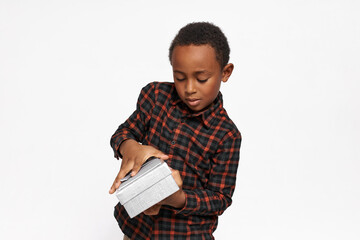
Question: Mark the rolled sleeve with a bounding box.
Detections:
[173,130,241,216]
[110,83,156,159]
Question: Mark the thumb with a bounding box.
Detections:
[154,151,169,160]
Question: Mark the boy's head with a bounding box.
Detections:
[169,22,234,112]
[169,22,230,69]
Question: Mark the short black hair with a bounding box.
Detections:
[169,22,230,69]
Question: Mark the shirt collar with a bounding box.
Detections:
[170,84,223,128]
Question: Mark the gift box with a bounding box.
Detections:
[115,158,179,218]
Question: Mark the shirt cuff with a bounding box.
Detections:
[112,137,134,159]
[172,189,201,216]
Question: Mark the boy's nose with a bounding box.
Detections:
[185,79,197,94]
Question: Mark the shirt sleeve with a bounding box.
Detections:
[110,83,156,159]
[174,129,241,216]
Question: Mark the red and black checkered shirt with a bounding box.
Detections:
[110,82,241,240]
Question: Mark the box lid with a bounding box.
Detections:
[115,158,173,204]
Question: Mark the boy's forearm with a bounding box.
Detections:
[173,134,239,216]
[176,188,232,216]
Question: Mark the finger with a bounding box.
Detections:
[109,170,126,194]
[146,205,160,214]
[143,206,152,215]
[155,152,169,160]
[153,205,161,215]
[118,160,134,180]
[158,197,168,205]
[143,205,161,215]
[109,162,134,194]
[109,178,121,194]
[131,159,144,177]
[170,168,178,176]
[171,169,183,188]
[143,208,154,215]
[109,173,121,194]
[132,152,168,177]
[147,148,169,160]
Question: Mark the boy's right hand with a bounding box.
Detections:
[109,139,169,194]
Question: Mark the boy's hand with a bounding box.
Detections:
[109,139,169,194]
[143,168,185,216]
[160,169,186,209]
[143,204,162,215]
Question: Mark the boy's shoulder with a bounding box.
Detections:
[140,81,175,105]
[215,107,241,139]
[142,81,174,93]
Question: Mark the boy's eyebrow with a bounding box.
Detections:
[173,70,212,75]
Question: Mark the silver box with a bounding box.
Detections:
[115,158,179,218]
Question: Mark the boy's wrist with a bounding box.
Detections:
[162,189,186,209]
[119,139,138,156]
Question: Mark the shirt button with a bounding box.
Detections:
[171,140,176,145]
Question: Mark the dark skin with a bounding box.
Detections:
[109,44,234,215]
[109,139,185,213]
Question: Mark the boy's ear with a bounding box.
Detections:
[221,63,234,83]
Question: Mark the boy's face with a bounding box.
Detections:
[171,44,233,113]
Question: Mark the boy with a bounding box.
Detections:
[109,22,241,240]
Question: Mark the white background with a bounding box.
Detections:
[1,0,359,239]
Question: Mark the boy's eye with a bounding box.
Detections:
[175,78,186,81]
[197,78,208,83]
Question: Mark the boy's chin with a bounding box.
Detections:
[187,103,213,113]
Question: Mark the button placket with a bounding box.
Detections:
[170,123,182,148]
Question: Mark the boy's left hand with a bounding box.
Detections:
[143,204,162,215]
[143,168,186,215]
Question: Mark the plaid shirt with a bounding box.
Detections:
[111,82,241,240]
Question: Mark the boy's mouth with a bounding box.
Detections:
[186,98,201,107]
